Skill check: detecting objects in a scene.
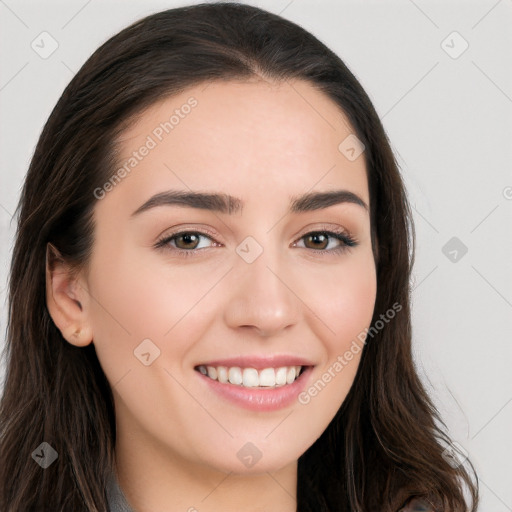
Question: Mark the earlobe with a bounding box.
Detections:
[45,243,93,347]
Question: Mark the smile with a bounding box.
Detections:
[194,356,314,411]
[195,364,305,388]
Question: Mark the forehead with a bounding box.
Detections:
[103,78,369,214]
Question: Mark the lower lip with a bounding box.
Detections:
[196,367,314,412]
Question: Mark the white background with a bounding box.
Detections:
[1,0,511,509]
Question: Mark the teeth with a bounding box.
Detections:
[217,366,228,383]
[228,367,243,385]
[242,368,259,387]
[259,368,275,387]
[275,367,287,386]
[197,365,304,388]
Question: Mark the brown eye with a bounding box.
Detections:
[174,233,201,250]
[303,233,329,250]
[295,230,357,254]
[155,231,217,254]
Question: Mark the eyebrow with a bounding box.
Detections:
[130,189,368,217]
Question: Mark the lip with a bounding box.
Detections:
[195,355,315,370]
[195,363,315,412]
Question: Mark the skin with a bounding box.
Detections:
[46,78,377,512]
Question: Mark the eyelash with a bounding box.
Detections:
[154,226,358,258]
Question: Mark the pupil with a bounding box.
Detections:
[309,233,327,249]
[181,234,198,248]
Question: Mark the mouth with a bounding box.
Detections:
[193,356,315,411]
[194,364,307,388]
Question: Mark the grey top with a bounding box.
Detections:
[106,471,136,512]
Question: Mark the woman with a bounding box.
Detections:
[0,3,478,511]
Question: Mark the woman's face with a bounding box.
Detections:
[81,78,376,474]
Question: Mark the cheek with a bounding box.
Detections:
[294,254,376,433]
[85,250,222,373]
[304,251,377,356]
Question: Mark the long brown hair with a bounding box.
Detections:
[0,3,478,511]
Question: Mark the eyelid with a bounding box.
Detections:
[154,227,221,251]
[293,223,356,243]
[154,223,358,256]
[155,223,220,241]
[291,224,358,254]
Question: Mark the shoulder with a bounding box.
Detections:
[397,497,437,511]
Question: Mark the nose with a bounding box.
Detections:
[223,244,301,338]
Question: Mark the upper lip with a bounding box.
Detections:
[195,355,315,370]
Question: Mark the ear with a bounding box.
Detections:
[45,243,93,347]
